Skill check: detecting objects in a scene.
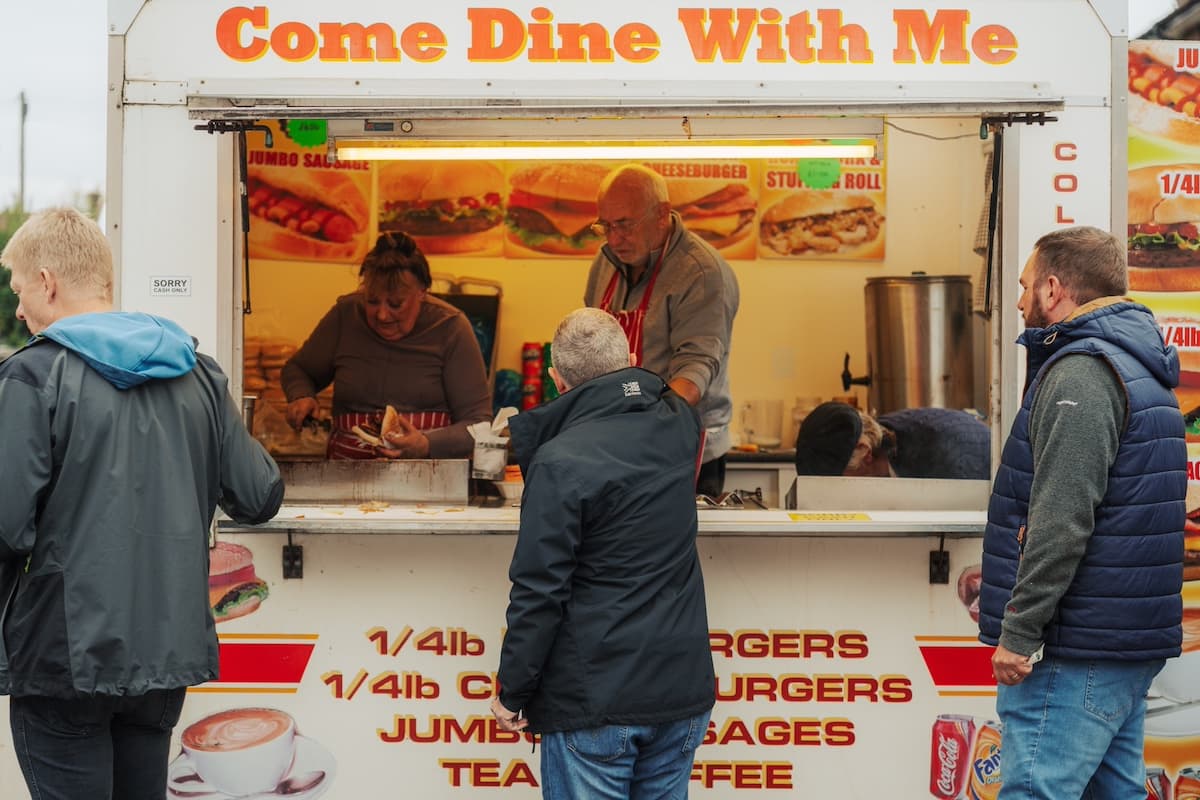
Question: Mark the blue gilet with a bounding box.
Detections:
[979,301,1185,660]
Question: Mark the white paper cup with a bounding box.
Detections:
[178,708,297,796]
[1152,650,1200,704]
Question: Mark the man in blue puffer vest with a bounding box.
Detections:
[979,226,1186,798]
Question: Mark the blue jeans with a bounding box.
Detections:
[9,688,187,800]
[996,656,1164,800]
[539,710,711,800]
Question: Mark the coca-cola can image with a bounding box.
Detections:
[1177,766,1200,800]
[1144,766,1171,799]
[930,714,975,799]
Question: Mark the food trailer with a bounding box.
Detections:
[11,2,1198,799]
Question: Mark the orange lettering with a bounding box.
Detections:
[613,23,658,62]
[467,7,526,61]
[215,6,269,61]
[678,8,757,63]
[893,9,970,64]
[317,22,399,61]
[270,21,318,62]
[972,24,1017,64]
[816,9,871,63]
[400,22,446,62]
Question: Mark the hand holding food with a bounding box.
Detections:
[286,397,319,431]
[377,414,431,459]
[351,405,431,458]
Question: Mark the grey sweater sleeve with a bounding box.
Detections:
[999,353,1124,655]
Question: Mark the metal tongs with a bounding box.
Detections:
[695,489,767,510]
[303,417,332,435]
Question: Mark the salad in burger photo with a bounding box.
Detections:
[209,541,270,623]
[378,161,505,255]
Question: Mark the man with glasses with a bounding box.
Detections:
[583,164,740,497]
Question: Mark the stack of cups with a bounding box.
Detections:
[521,342,544,410]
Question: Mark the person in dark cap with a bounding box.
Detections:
[794,402,991,480]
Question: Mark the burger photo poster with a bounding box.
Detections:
[646,160,760,261]
[756,155,887,261]
[244,122,371,265]
[502,161,614,259]
[377,160,506,256]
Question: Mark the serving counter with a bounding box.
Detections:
[156,475,993,798]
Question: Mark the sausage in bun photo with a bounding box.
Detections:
[378,162,505,255]
[248,167,369,263]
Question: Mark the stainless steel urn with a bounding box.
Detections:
[864,273,974,414]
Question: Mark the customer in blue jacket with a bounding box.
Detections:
[491,308,715,798]
[979,226,1186,799]
[0,208,284,799]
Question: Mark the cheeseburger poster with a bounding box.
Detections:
[1128,39,1200,792]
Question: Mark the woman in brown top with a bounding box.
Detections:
[282,232,492,460]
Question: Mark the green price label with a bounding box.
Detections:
[797,159,841,189]
[288,119,328,148]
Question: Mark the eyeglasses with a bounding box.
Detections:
[589,208,657,238]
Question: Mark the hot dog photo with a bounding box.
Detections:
[247,163,370,264]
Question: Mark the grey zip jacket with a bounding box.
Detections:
[0,312,283,697]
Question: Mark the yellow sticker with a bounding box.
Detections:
[787,512,872,522]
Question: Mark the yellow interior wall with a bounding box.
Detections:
[246,117,987,445]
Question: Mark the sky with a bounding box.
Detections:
[0,0,1185,213]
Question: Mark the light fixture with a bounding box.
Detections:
[334,139,878,162]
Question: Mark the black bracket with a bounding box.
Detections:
[980,111,1058,130]
[929,534,950,584]
[283,532,303,580]
[192,121,275,315]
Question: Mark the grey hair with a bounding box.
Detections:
[551,308,631,390]
[1032,225,1127,303]
[0,207,114,302]
[598,164,669,207]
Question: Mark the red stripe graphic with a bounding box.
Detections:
[215,642,316,684]
[918,645,996,688]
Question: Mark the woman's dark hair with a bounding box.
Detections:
[359,232,432,292]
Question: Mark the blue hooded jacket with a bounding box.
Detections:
[979,301,1186,660]
[36,311,196,388]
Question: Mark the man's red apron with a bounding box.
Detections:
[598,248,666,366]
[327,410,451,460]
[599,249,705,480]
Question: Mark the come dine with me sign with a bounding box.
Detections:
[214,6,1021,66]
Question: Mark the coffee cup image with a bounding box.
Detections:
[173,708,299,797]
[1150,606,1200,705]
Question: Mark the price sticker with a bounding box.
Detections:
[797,159,841,189]
[288,119,328,148]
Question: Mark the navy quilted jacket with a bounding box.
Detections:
[979,301,1185,660]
